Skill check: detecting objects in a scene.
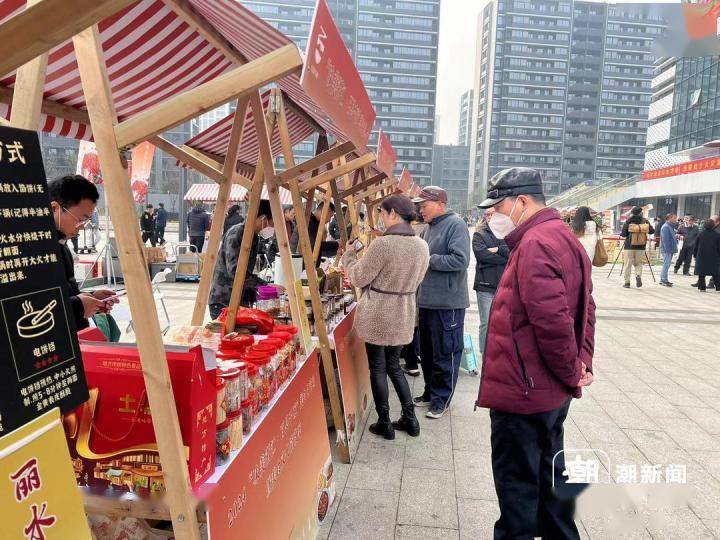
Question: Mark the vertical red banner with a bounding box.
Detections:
[301,0,376,150]
[376,129,397,181]
[130,142,155,204]
[398,167,413,193]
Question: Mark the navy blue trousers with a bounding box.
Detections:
[418,307,465,410]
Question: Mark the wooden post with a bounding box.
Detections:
[73,26,200,539]
[9,0,47,130]
[303,136,330,223]
[191,97,250,325]
[329,175,349,247]
[312,187,332,264]
[256,89,302,334]
[275,95,350,461]
[224,92,270,333]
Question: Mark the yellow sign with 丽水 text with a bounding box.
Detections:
[0,408,91,539]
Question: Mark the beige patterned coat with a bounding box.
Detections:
[341,233,429,346]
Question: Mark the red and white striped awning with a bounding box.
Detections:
[184,88,316,169]
[183,1,384,180]
[0,0,254,139]
[184,182,292,205]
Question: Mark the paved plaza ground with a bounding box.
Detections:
[99,237,720,539]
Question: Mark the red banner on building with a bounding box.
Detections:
[398,167,413,193]
[375,129,397,181]
[643,155,720,180]
[301,0,376,150]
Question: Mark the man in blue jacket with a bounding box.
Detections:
[660,213,678,287]
[412,186,471,419]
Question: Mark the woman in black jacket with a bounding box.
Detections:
[694,219,720,291]
[472,208,509,356]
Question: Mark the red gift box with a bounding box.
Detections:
[64,340,216,494]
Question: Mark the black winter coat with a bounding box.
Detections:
[60,240,89,330]
[694,229,720,275]
[472,224,509,293]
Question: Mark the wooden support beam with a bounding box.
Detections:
[190,97,251,326]
[354,178,395,202]
[274,140,355,185]
[163,0,249,65]
[8,0,47,130]
[312,188,333,264]
[304,135,330,223]
[259,89,302,337]
[276,95,350,462]
[224,92,270,333]
[329,166,350,247]
[73,25,200,539]
[297,153,376,193]
[0,0,136,78]
[338,172,386,199]
[114,44,302,148]
[151,136,223,183]
[0,86,90,125]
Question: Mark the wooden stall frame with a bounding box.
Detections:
[1,3,399,535]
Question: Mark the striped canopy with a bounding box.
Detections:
[184,182,292,205]
[0,0,243,139]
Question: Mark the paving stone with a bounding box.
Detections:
[394,524,459,539]
[346,440,405,492]
[597,400,659,431]
[456,498,498,540]
[404,430,454,471]
[328,488,399,540]
[451,414,492,451]
[397,468,458,529]
[645,507,716,539]
[678,406,720,435]
[571,410,633,445]
[453,449,496,501]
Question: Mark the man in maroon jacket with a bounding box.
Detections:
[476,167,596,540]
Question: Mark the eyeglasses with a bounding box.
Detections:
[62,206,91,227]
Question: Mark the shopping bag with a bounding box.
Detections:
[461,333,478,375]
[592,233,609,267]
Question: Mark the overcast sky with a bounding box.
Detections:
[434,0,676,146]
[435,1,487,146]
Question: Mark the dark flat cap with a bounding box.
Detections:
[478,167,543,209]
[411,186,447,204]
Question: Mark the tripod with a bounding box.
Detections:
[607,243,656,283]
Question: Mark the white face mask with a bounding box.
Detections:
[258,226,275,240]
[488,199,525,239]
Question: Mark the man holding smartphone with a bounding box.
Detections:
[48,175,119,330]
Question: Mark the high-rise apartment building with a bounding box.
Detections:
[431,144,470,211]
[468,0,664,203]
[458,89,473,146]
[245,0,441,184]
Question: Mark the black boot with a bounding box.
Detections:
[393,405,420,437]
[369,411,395,440]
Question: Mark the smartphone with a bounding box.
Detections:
[351,238,364,252]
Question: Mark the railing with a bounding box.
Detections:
[549,174,641,209]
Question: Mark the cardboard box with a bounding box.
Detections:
[65,341,216,494]
[144,247,166,264]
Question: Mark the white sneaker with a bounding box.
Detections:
[425,407,445,419]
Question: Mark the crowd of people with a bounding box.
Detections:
[54,164,720,539]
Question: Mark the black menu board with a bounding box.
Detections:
[0,126,87,435]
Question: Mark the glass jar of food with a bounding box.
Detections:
[245,363,262,411]
[241,397,254,435]
[251,342,282,390]
[227,410,243,451]
[246,353,274,407]
[223,361,249,402]
[215,377,227,425]
[218,366,241,414]
[216,420,231,462]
